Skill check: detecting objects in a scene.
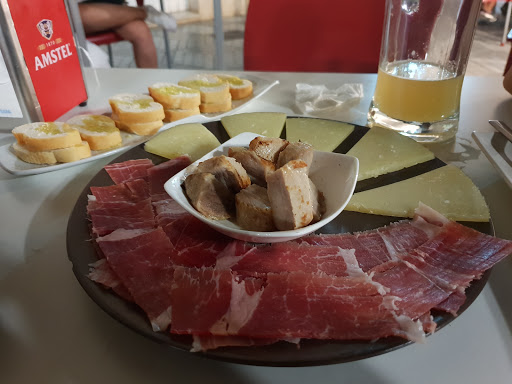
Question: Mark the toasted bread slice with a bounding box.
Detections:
[13,141,91,164]
[199,94,232,114]
[67,114,122,151]
[12,122,82,152]
[163,107,201,122]
[109,93,164,124]
[148,83,201,110]
[113,116,163,136]
[216,74,253,100]
[178,74,230,104]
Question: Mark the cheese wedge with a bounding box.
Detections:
[144,123,221,162]
[345,165,490,222]
[221,112,286,138]
[285,118,354,152]
[346,127,435,181]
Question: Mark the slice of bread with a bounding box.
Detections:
[67,114,122,151]
[199,94,232,114]
[216,74,253,100]
[109,93,164,124]
[178,74,230,104]
[113,117,163,136]
[163,107,201,122]
[53,141,92,162]
[13,141,91,165]
[148,83,201,110]
[12,122,82,152]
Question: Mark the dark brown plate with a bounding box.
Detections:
[66,118,493,367]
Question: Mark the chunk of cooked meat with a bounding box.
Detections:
[235,184,276,231]
[277,141,314,171]
[249,137,289,163]
[228,147,275,187]
[196,155,250,192]
[184,172,234,220]
[266,160,313,230]
[309,178,326,223]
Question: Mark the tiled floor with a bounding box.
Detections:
[104,14,512,76]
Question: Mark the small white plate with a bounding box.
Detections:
[473,131,512,189]
[0,74,279,176]
[164,132,359,243]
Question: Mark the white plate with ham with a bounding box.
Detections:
[164,132,359,243]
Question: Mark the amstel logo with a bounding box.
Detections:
[36,19,53,40]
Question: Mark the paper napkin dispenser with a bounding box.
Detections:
[0,0,87,132]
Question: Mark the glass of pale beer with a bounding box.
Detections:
[368,0,481,143]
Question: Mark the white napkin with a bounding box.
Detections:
[295,83,364,115]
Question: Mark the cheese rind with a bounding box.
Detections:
[221,112,286,138]
[285,118,354,152]
[346,127,435,180]
[144,123,221,162]
[345,165,490,222]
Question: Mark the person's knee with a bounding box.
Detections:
[115,20,153,44]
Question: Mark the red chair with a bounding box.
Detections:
[244,0,386,73]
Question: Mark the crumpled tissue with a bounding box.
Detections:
[295,83,364,115]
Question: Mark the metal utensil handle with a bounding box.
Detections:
[489,120,512,143]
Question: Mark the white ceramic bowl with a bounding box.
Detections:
[164,132,359,243]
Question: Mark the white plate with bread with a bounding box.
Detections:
[0,73,279,176]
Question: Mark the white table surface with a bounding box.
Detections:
[1,68,512,384]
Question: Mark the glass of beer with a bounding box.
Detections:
[368,0,481,142]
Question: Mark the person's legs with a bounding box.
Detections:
[114,19,158,68]
[482,0,497,14]
[79,3,147,34]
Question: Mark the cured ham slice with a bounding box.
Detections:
[153,198,188,228]
[87,198,155,236]
[434,291,467,316]
[215,242,363,277]
[88,259,134,302]
[171,267,424,342]
[370,260,450,323]
[90,179,150,203]
[162,215,234,268]
[395,205,512,294]
[171,268,235,335]
[87,156,512,350]
[96,227,175,331]
[235,272,421,341]
[300,231,394,272]
[191,335,287,352]
[399,224,512,293]
[105,159,154,184]
[148,156,191,202]
[298,217,440,272]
